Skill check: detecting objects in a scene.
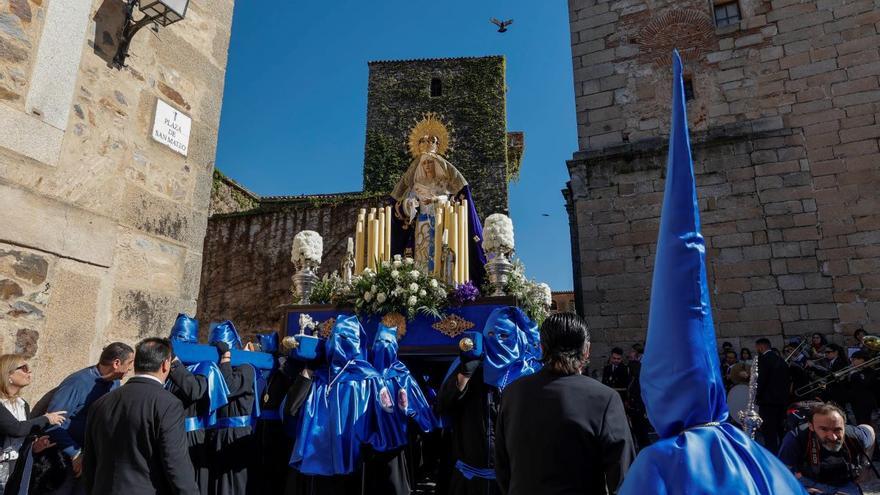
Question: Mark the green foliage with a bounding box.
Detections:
[212,169,258,211]
[308,272,349,305]
[363,131,409,194]
[482,259,551,325]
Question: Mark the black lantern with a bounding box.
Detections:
[112,0,190,68]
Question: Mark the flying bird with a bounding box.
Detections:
[541,213,550,217]
[490,17,514,33]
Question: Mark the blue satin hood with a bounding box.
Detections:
[482,307,540,389]
[209,320,243,350]
[170,314,199,343]
[327,315,369,376]
[371,323,399,372]
[619,50,805,495]
[258,332,279,354]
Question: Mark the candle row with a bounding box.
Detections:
[435,200,470,285]
[354,206,391,274]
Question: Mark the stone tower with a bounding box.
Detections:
[565,0,880,357]
[363,56,518,218]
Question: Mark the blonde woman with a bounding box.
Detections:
[0,354,66,493]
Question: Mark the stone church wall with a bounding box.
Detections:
[566,0,880,359]
[196,196,383,341]
[0,0,234,402]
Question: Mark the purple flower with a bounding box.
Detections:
[451,281,480,305]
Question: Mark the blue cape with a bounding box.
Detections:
[290,315,400,475]
[618,51,806,495]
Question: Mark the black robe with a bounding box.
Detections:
[167,363,210,495]
[437,364,501,495]
[251,357,297,495]
[210,363,257,495]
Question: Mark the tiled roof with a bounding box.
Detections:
[368,55,503,64]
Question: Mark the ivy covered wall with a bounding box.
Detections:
[363,56,510,219]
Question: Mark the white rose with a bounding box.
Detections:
[363,268,373,276]
[409,270,420,279]
[364,291,373,302]
[409,283,419,292]
[391,270,399,279]
[377,292,387,303]
[404,257,414,265]
[436,287,446,297]
[419,289,426,297]
[393,254,402,262]
[371,285,378,293]
[430,279,438,288]
[393,260,402,268]
[381,261,390,269]
[407,295,417,306]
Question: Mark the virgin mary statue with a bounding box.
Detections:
[388,114,486,286]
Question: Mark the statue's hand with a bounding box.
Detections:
[404,198,419,221]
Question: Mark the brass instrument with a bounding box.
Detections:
[795,335,880,397]
[784,333,811,364]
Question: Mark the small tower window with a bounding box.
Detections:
[714,2,741,28]
[430,78,442,97]
[683,76,695,101]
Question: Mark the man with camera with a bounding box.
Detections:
[778,403,875,495]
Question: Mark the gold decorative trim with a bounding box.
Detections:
[318,318,336,339]
[381,312,407,340]
[432,314,475,338]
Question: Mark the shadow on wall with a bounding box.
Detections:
[92,0,126,67]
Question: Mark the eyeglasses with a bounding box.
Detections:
[14,364,30,373]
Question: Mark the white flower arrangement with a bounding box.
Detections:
[534,282,552,308]
[348,258,448,320]
[291,231,323,269]
[482,214,515,254]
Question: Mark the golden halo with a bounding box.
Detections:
[408,112,450,158]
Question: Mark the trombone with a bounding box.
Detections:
[794,336,880,397]
[784,333,811,364]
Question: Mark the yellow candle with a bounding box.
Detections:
[371,219,380,270]
[384,206,392,261]
[450,210,459,285]
[460,200,469,282]
[378,210,386,264]
[434,205,445,277]
[355,220,365,274]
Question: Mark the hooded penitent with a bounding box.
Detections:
[482,307,541,390]
[617,51,806,495]
[290,315,401,476]
[371,323,436,434]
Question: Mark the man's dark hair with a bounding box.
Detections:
[134,338,173,373]
[811,402,846,423]
[755,338,771,346]
[540,313,590,376]
[99,342,134,365]
[722,341,732,349]
[826,343,844,354]
[855,328,866,337]
[610,347,623,356]
[852,350,870,361]
[725,350,737,360]
[632,343,644,354]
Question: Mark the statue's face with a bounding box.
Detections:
[421,158,436,179]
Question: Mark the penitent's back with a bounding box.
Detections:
[496,369,635,495]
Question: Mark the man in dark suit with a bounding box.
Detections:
[602,347,631,402]
[496,313,635,494]
[755,337,790,455]
[83,338,198,495]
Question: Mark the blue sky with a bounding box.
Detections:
[216,1,577,291]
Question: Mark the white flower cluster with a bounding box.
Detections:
[351,256,448,320]
[291,231,323,267]
[482,214,515,254]
[533,282,552,308]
